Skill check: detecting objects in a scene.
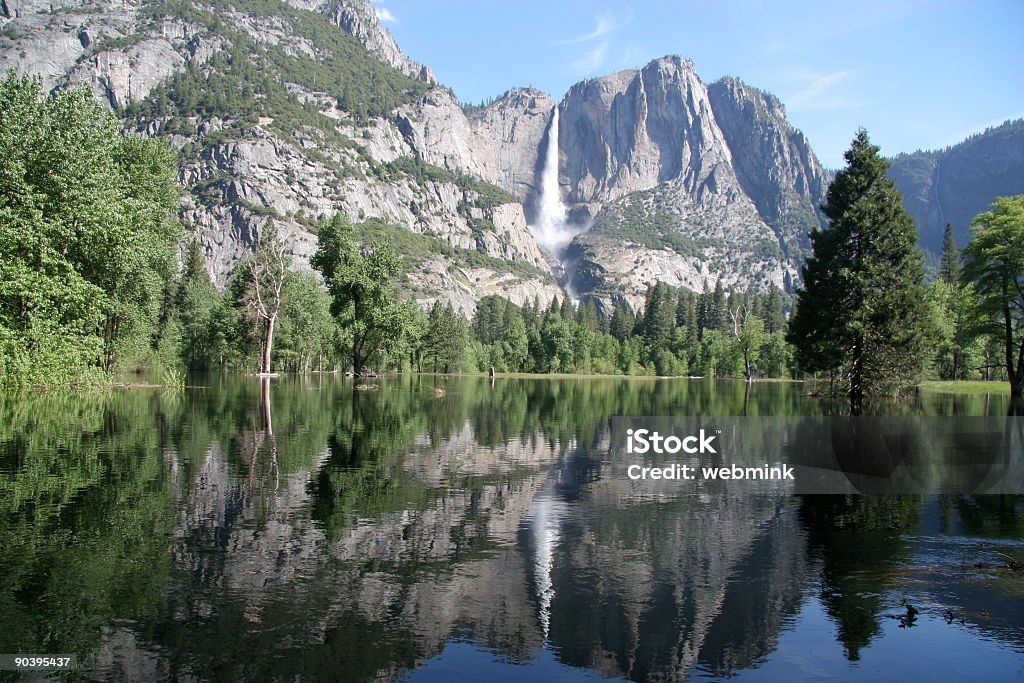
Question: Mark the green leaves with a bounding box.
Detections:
[312,213,413,374]
[789,129,931,398]
[962,195,1024,395]
[0,72,180,384]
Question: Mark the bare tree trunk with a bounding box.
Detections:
[262,315,276,373]
[261,376,273,436]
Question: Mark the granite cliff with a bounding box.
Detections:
[8,0,1012,314]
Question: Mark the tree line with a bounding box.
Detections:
[2,73,1022,396]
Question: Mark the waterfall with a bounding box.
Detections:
[529,106,584,256]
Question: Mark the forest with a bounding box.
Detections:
[1,73,1022,399]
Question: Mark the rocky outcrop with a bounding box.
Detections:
[557,57,810,304]
[394,88,499,180]
[707,76,830,258]
[467,88,556,215]
[1,0,563,314]
[560,57,740,216]
[320,0,434,83]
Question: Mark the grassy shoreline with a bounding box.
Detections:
[917,380,1011,394]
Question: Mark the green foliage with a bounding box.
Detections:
[962,195,1024,397]
[422,302,468,373]
[590,189,706,258]
[312,213,415,375]
[462,283,793,379]
[788,130,931,402]
[939,223,960,284]
[356,218,554,284]
[0,72,180,386]
[128,0,428,126]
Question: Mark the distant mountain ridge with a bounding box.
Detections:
[888,119,1024,255]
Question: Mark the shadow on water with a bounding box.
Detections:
[0,375,1020,681]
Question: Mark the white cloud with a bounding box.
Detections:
[568,40,610,75]
[375,6,397,23]
[559,9,617,45]
[787,70,857,112]
[560,9,630,76]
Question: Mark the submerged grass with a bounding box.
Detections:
[918,381,1011,395]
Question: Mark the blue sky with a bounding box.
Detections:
[376,0,1024,168]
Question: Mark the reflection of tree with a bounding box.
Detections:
[948,494,1024,538]
[310,388,425,540]
[0,391,179,660]
[234,378,281,523]
[3,375,963,680]
[798,495,921,660]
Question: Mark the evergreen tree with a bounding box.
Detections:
[787,130,931,406]
[939,223,960,284]
[175,239,221,369]
[424,301,466,373]
[643,282,676,355]
[710,280,726,332]
[609,301,634,342]
[559,296,575,321]
[763,286,786,334]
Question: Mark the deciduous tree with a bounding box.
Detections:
[962,195,1024,398]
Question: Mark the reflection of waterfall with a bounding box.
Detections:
[529,107,586,259]
[527,437,576,639]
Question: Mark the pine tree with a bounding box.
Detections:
[643,282,676,354]
[609,300,634,342]
[763,286,786,334]
[710,280,726,332]
[939,223,960,284]
[787,130,930,406]
[559,296,574,321]
[696,280,711,338]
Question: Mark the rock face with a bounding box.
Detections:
[887,118,1024,255]
[0,0,563,316]
[319,0,434,83]
[707,76,830,259]
[3,0,840,313]
[466,88,556,219]
[560,57,737,213]
[556,57,823,306]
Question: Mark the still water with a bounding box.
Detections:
[0,376,1021,681]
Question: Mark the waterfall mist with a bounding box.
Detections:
[529,106,586,258]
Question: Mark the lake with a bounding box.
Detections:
[1,375,1021,681]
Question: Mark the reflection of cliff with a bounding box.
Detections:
[533,441,809,681]
[86,410,814,682]
[90,417,563,681]
[8,380,1024,681]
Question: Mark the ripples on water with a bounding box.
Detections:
[0,375,1021,681]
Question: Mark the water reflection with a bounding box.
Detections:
[0,376,1020,681]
